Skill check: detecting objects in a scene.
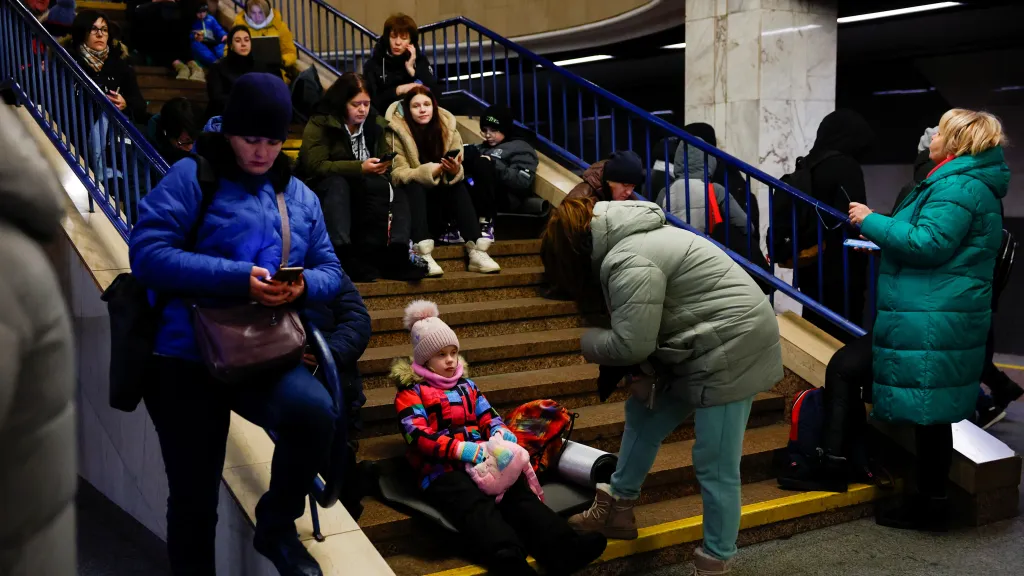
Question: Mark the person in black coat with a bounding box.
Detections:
[302,271,371,520]
[797,109,874,342]
[362,13,439,115]
[70,11,147,123]
[205,26,278,120]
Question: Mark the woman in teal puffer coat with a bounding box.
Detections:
[542,197,782,575]
[848,108,1008,531]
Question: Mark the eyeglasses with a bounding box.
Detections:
[90,26,109,37]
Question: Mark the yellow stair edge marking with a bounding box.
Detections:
[77,1,128,11]
[423,483,895,576]
[995,362,1024,371]
[284,138,302,150]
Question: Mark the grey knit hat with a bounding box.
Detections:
[403,300,460,366]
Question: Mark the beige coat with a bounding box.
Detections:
[0,105,76,575]
[384,99,465,187]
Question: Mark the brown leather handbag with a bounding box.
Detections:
[192,192,306,383]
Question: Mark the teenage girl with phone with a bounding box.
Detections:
[297,72,425,282]
[383,85,501,277]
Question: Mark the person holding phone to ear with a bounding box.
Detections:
[385,85,500,276]
[363,13,439,114]
[298,72,425,282]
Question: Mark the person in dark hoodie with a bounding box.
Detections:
[796,109,874,341]
[297,72,425,282]
[148,97,199,165]
[205,26,278,120]
[463,105,539,240]
[363,13,439,115]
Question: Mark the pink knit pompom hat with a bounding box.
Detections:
[404,300,460,366]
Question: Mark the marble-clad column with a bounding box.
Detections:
[684,0,838,243]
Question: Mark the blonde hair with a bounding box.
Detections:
[937,108,1006,157]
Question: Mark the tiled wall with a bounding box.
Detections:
[325,0,650,37]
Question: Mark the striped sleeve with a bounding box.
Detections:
[467,380,505,436]
[395,387,458,460]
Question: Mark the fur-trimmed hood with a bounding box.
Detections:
[390,356,470,388]
[383,99,465,186]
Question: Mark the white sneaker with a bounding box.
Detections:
[466,238,501,274]
[413,239,443,277]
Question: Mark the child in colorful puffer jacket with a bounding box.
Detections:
[391,301,607,576]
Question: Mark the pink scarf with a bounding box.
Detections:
[412,361,463,389]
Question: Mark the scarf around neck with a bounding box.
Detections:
[79,44,109,73]
[244,9,275,31]
[411,361,464,390]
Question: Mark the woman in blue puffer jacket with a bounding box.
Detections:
[129,73,340,576]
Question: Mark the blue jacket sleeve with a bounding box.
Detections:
[128,160,253,295]
[324,273,371,366]
[209,15,228,40]
[298,187,342,302]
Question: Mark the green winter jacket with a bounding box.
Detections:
[860,146,1009,425]
[296,112,389,185]
[581,201,782,407]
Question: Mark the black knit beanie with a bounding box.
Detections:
[480,104,513,134]
[221,73,293,142]
[603,151,645,186]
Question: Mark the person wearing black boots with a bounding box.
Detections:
[297,72,425,282]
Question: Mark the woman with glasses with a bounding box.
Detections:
[69,11,146,122]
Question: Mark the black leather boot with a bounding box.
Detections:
[253,528,324,576]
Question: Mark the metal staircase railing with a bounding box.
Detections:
[279,5,868,337]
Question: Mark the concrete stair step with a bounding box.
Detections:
[137,75,209,92]
[143,87,209,103]
[367,298,581,347]
[380,479,889,575]
[357,392,783,456]
[431,239,542,272]
[356,268,546,311]
[357,423,790,545]
[358,327,587,376]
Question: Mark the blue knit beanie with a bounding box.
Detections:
[221,73,292,141]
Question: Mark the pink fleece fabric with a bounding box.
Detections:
[465,437,544,503]
[411,362,463,390]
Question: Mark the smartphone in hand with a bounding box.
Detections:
[271,267,304,283]
[377,152,398,162]
[443,149,460,159]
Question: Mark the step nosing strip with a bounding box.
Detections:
[419,482,896,576]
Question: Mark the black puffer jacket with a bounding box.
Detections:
[362,30,439,114]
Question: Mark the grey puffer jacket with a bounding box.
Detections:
[657,138,747,233]
[476,138,538,190]
[0,105,76,575]
[581,201,781,407]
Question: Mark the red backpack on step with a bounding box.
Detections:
[504,400,577,475]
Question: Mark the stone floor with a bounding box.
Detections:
[643,399,1024,576]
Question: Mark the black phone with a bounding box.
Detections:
[271,267,304,283]
[377,152,398,162]
[443,149,460,159]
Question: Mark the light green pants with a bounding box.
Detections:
[610,394,755,561]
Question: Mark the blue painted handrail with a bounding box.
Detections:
[0,0,169,242]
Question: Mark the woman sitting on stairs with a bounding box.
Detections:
[205,25,278,120]
[542,197,783,576]
[384,85,501,277]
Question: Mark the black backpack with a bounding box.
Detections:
[771,151,841,267]
[101,156,219,411]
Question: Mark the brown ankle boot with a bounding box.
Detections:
[568,485,638,540]
[692,546,733,575]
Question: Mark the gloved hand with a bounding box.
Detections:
[491,427,518,443]
[455,441,487,464]
[597,364,634,402]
